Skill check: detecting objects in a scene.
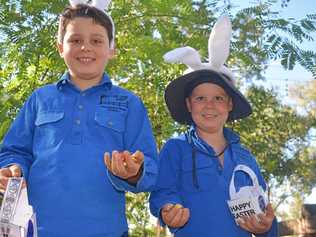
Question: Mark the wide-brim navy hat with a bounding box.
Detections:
[163,16,252,124]
[164,69,252,124]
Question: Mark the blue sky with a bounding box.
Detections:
[264,0,315,86]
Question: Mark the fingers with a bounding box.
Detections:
[104,151,124,175]
[0,165,22,193]
[238,216,258,233]
[0,171,10,193]
[112,151,129,178]
[256,204,275,230]
[264,203,275,220]
[238,204,275,234]
[22,180,27,189]
[161,203,190,228]
[9,164,22,177]
[104,150,144,179]
[178,208,190,227]
[104,151,129,178]
[131,150,144,164]
[124,151,139,174]
[104,152,111,170]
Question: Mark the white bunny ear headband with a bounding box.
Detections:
[164,15,233,80]
[68,0,115,48]
[163,16,252,124]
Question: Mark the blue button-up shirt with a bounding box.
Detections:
[0,73,158,237]
[149,128,278,237]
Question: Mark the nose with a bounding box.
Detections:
[81,42,91,51]
[205,98,216,108]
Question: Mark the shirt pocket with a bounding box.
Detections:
[180,155,217,193]
[34,111,65,149]
[93,107,126,150]
[35,111,64,126]
[94,107,126,133]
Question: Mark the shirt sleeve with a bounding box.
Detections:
[0,93,36,180]
[149,140,183,233]
[107,96,158,193]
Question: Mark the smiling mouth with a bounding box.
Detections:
[77,57,95,63]
[202,114,218,119]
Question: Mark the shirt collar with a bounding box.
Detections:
[187,125,240,147]
[56,72,113,90]
[223,127,240,144]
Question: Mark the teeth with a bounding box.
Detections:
[78,57,94,63]
[203,114,217,118]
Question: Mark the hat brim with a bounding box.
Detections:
[164,69,252,124]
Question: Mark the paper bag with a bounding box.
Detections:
[227,165,268,224]
[0,177,37,237]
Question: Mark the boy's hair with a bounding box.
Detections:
[57,4,113,45]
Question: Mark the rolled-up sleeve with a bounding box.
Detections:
[149,141,183,232]
[107,96,158,192]
[0,93,36,179]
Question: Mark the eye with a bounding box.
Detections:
[69,39,82,44]
[92,39,104,44]
[194,96,206,102]
[214,96,227,103]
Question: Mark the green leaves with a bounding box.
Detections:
[0,0,316,234]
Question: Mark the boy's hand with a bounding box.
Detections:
[237,203,275,234]
[104,150,144,182]
[0,165,23,193]
[161,203,190,228]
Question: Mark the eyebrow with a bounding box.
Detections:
[191,92,228,96]
[91,34,106,38]
[68,33,106,38]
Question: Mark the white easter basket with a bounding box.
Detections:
[227,165,268,223]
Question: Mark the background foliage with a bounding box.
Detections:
[1,0,316,236]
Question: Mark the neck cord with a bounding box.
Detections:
[187,134,228,189]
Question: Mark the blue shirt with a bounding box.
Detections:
[0,73,158,237]
[149,128,278,237]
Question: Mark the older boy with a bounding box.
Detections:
[0,2,157,237]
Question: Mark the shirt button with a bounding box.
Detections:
[78,105,83,110]
[81,93,86,97]
[76,119,81,125]
[108,121,113,127]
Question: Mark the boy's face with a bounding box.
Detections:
[57,17,114,85]
[186,83,233,134]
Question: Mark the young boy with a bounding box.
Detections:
[149,16,278,236]
[0,2,158,237]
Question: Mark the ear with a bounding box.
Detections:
[228,98,233,112]
[108,48,115,59]
[186,97,192,113]
[57,42,64,57]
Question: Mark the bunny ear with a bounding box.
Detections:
[69,0,87,7]
[208,15,232,69]
[164,46,202,70]
[91,0,111,10]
